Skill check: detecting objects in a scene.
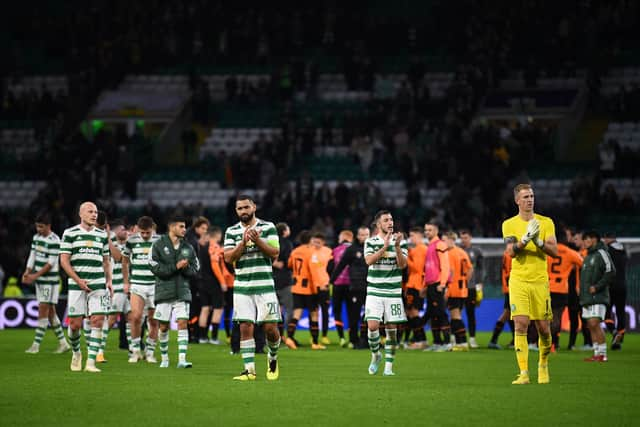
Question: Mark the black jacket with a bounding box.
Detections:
[198,241,220,286]
[273,237,293,290]
[607,241,627,290]
[330,241,368,291]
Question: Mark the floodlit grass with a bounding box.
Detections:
[1,329,639,427]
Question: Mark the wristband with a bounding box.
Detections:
[535,238,544,248]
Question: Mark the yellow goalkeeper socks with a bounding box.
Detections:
[515,333,529,373]
[539,333,552,364]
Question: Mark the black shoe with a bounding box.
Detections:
[611,342,622,350]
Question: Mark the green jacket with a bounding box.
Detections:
[579,240,614,306]
[149,234,199,304]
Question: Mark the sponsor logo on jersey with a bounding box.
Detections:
[78,247,101,255]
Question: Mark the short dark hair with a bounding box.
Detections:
[602,231,616,238]
[311,231,326,240]
[276,222,289,237]
[374,210,391,223]
[137,216,155,230]
[97,210,108,228]
[425,221,440,230]
[236,194,255,204]
[207,226,222,236]
[583,230,600,240]
[167,215,186,226]
[35,212,51,225]
[410,226,423,234]
[192,216,210,229]
[110,218,125,228]
[459,228,471,236]
[297,230,312,245]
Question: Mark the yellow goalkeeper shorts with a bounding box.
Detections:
[509,280,552,320]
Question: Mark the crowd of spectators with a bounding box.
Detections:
[2,0,640,287]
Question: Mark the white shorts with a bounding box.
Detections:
[364,295,407,324]
[582,304,606,320]
[36,284,59,304]
[154,301,190,323]
[109,292,131,314]
[233,292,281,324]
[68,289,110,317]
[130,284,155,310]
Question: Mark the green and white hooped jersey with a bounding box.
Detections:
[224,219,279,295]
[364,235,408,298]
[60,225,109,291]
[111,234,126,293]
[124,233,159,285]
[28,232,61,285]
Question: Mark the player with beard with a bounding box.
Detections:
[224,195,281,381]
[364,211,407,376]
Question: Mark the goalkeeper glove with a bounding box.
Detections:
[475,284,483,306]
[520,218,540,245]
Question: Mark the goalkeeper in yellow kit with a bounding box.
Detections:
[502,184,558,385]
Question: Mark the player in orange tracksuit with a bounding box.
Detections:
[547,239,583,352]
[287,230,324,349]
[310,232,333,346]
[404,227,428,349]
[488,250,514,349]
[443,232,473,350]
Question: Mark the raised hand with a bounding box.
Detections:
[247,228,260,242]
[521,218,540,245]
[382,231,392,248]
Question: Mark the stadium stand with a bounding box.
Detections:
[1,0,640,290]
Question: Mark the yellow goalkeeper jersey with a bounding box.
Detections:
[501,213,555,284]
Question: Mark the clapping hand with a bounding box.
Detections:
[247,228,260,243]
[521,218,540,245]
[382,231,392,248]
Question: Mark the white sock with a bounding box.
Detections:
[599,343,607,357]
[177,329,188,363]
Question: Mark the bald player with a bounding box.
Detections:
[60,202,113,373]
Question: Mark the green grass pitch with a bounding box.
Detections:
[2,329,639,426]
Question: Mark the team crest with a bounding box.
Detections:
[163,247,170,255]
[143,248,150,254]
[181,249,190,257]
[511,304,516,312]
[86,240,93,247]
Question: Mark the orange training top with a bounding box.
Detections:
[547,243,583,294]
[406,243,427,290]
[447,246,472,298]
[289,244,315,295]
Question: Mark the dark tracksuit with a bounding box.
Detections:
[605,241,627,337]
[330,241,368,347]
[579,241,615,309]
[462,245,483,338]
